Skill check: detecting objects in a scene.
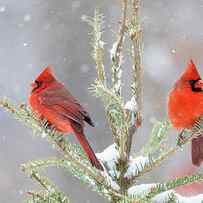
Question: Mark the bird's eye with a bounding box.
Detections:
[189,80,197,85]
[35,80,42,88]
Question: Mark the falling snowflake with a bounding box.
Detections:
[0,6,6,13]
[171,49,176,54]
[81,15,88,22]
[144,44,174,82]
[80,64,90,73]
[19,190,24,195]
[24,14,31,22]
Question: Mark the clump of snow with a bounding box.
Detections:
[152,191,203,203]
[125,96,138,112]
[96,144,119,165]
[47,185,55,193]
[128,183,203,203]
[98,40,105,49]
[110,179,120,191]
[124,156,149,178]
[104,173,120,191]
[96,144,120,178]
[96,144,120,190]
[110,42,118,60]
[176,193,203,203]
[41,132,47,138]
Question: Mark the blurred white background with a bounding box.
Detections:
[0,0,203,202]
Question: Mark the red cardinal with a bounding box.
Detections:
[168,60,203,166]
[29,66,103,171]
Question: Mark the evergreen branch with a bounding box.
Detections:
[91,81,131,164]
[90,80,132,195]
[90,80,123,106]
[86,9,106,83]
[22,167,69,203]
[164,192,177,203]
[26,190,70,203]
[128,148,177,187]
[22,158,68,171]
[127,178,203,203]
[0,98,126,200]
[141,120,171,156]
[128,122,203,186]
[116,1,143,185]
[90,80,128,145]
[22,158,111,200]
[140,173,203,202]
[0,100,107,185]
[110,0,128,96]
[151,192,203,203]
[125,118,203,187]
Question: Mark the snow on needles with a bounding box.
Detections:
[124,156,149,178]
[96,144,120,191]
[124,96,138,113]
[153,191,203,203]
[96,145,150,188]
[96,143,119,163]
[96,146,203,201]
[96,144,119,177]
[128,184,203,203]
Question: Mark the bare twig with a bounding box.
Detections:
[111,0,128,96]
[92,9,106,84]
[129,0,142,122]
[124,0,142,165]
[114,0,128,63]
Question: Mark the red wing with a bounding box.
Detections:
[38,84,92,126]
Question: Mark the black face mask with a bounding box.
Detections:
[189,79,202,92]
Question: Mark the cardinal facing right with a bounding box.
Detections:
[168,60,203,166]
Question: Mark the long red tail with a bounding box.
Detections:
[192,136,203,166]
[75,132,104,171]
